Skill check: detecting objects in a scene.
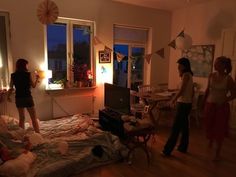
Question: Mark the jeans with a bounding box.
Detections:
[163,102,192,155]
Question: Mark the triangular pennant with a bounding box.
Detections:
[155,48,165,58]
[129,56,135,60]
[82,27,91,35]
[116,52,125,62]
[145,54,152,64]
[177,30,185,38]
[93,36,102,46]
[104,46,112,54]
[168,39,176,49]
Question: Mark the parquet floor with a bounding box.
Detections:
[72,120,236,177]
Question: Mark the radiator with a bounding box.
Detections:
[52,95,94,118]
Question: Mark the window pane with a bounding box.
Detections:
[47,23,67,83]
[0,15,9,88]
[113,44,128,88]
[73,25,91,82]
[131,47,145,90]
[114,25,148,44]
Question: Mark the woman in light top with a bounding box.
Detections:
[162,57,193,156]
[204,56,236,161]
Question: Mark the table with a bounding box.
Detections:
[123,119,155,165]
[131,90,175,126]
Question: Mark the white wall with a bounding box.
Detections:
[169,0,236,91]
[0,0,171,120]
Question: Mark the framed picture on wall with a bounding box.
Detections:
[182,45,215,77]
[99,50,111,63]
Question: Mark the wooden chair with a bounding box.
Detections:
[130,85,153,118]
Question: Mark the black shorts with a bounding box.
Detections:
[15,97,35,108]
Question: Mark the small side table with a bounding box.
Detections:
[123,121,155,165]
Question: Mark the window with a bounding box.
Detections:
[113,25,148,91]
[46,18,94,89]
[0,12,11,90]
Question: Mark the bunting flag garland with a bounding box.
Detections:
[177,30,185,38]
[93,29,188,64]
[155,48,165,58]
[129,56,136,60]
[116,52,125,62]
[93,36,102,46]
[82,27,91,35]
[104,46,113,54]
[168,39,176,49]
[144,54,152,64]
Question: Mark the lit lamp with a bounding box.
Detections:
[46,70,52,79]
[35,70,45,79]
[35,70,52,79]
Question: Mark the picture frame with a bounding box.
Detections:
[182,45,215,78]
[99,50,111,63]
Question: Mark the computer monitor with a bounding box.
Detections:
[104,83,130,114]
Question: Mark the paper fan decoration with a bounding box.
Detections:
[37,0,59,25]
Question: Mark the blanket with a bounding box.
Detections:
[0,114,127,177]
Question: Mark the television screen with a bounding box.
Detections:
[104,83,130,114]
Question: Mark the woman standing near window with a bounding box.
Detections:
[7,58,40,133]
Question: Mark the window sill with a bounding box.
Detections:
[45,86,97,93]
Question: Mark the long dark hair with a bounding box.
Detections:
[216,56,232,74]
[177,57,193,76]
[15,58,28,72]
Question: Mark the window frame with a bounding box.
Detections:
[113,42,146,89]
[0,11,12,89]
[45,17,95,90]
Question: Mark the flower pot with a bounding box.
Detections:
[77,81,83,87]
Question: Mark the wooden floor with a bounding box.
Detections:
[72,121,236,177]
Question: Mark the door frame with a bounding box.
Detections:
[113,42,146,89]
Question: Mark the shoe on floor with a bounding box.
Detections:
[161,151,171,157]
[177,148,187,153]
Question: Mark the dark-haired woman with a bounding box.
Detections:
[7,58,40,133]
[162,57,193,156]
[203,56,236,161]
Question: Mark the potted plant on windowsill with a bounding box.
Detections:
[72,63,93,87]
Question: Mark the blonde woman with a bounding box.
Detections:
[204,56,236,161]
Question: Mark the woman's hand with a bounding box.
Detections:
[35,72,40,83]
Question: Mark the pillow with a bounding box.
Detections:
[0,152,36,177]
[26,133,45,147]
[1,115,19,130]
[0,118,8,133]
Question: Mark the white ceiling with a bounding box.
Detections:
[112,0,214,11]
